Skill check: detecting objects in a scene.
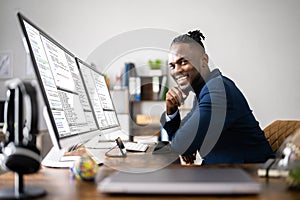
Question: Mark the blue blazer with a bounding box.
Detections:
[162,69,274,164]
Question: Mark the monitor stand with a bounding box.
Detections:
[0,172,46,199]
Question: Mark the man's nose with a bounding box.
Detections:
[174,64,183,72]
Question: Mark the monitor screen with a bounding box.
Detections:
[76,59,119,131]
[17,13,99,149]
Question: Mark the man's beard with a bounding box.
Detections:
[180,72,204,95]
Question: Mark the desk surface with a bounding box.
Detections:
[1,149,300,200]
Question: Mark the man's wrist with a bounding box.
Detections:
[166,110,179,122]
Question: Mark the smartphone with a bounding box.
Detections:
[115,137,127,156]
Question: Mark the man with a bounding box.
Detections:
[161,30,274,165]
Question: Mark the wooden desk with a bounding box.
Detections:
[1,150,300,199]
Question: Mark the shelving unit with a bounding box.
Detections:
[110,73,168,141]
[128,74,168,141]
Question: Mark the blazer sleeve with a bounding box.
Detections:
[167,78,227,157]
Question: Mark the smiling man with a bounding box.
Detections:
[161,30,274,165]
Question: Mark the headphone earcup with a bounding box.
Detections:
[3,89,15,144]
[23,82,38,135]
[2,80,41,175]
[3,143,41,174]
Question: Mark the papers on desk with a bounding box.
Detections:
[41,147,77,168]
[41,146,104,168]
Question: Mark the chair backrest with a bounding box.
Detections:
[264,120,300,152]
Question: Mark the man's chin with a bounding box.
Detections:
[179,85,191,95]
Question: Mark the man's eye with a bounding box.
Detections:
[169,64,175,69]
[180,60,188,65]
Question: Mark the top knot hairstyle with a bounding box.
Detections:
[171,30,206,50]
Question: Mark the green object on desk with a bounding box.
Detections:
[288,166,300,189]
[290,166,300,181]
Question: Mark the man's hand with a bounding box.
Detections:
[181,153,196,165]
[166,87,187,115]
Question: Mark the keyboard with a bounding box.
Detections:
[124,142,148,152]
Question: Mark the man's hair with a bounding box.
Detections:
[171,30,205,50]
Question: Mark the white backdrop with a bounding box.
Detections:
[0,0,299,128]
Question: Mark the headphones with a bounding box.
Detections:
[1,79,40,174]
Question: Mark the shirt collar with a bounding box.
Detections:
[195,68,222,99]
[205,68,221,82]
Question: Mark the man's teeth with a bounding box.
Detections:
[177,76,187,81]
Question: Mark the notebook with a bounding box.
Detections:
[97,168,261,195]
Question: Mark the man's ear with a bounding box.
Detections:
[202,53,209,66]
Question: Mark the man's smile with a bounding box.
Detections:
[175,75,189,85]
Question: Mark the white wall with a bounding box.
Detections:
[0,0,299,128]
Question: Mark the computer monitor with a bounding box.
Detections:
[75,58,128,143]
[17,13,102,167]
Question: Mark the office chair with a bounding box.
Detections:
[264,120,300,153]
